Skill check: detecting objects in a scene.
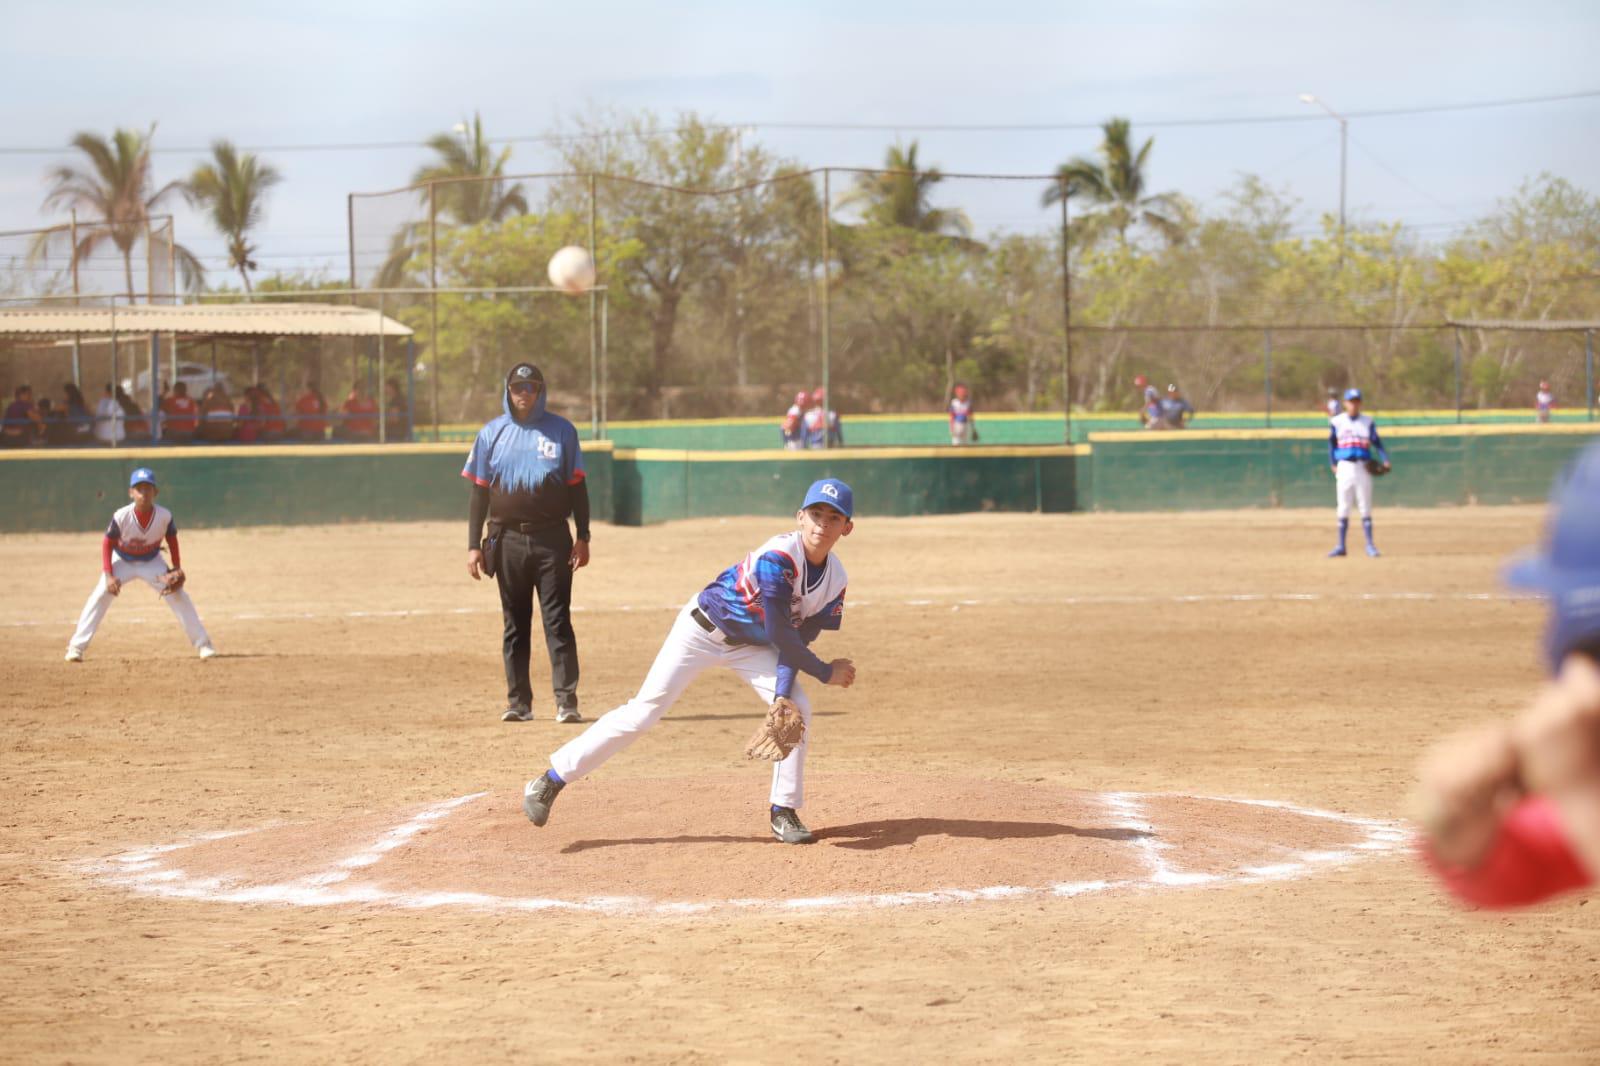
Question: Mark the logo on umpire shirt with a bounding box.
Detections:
[539,438,560,460]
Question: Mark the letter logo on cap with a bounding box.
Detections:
[821,483,839,499]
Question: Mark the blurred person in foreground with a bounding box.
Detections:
[1415,441,1600,908]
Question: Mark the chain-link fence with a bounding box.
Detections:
[348,167,1599,440]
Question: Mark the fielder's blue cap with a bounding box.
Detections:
[802,478,853,518]
[1344,388,1363,401]
[1505,441,1600,670]
[129,467,156,488]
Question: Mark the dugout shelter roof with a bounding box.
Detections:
[0,303,413,338]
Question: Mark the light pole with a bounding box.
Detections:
[1299,92,1347,267]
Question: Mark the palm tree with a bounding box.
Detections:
[379,112,528,286]
[840,142,970,237]
[186,140,282,295]
[39,126,202,297]
[1042,118,1187,246]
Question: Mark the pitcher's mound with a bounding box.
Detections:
[89,775,1407,914]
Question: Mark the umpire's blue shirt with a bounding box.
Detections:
[462,385,585,529]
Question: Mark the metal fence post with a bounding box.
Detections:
[1587,330,1595,423]
[428,182,441,442]
[1453,328,1463,424]
[70,210,81,386]
[1058,183,1073,444]
[1264,329,1273,428]
[820,169,832,450]
[376,293,387,444]
[588,173,601,440]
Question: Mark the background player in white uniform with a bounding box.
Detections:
[1327,388,1390,558]
[66,468,216,661]
[948,384,976,445]
[522,478,858,844]
[1536,380,1554,423]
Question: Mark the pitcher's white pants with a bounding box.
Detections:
[550,601,814,808]
[68,557,212,654]
[1334,459,1373,519]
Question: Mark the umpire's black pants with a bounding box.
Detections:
[496,524,579,713]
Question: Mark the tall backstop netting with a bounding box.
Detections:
[349,168,1599,435]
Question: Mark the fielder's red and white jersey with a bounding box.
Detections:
[949,397,972,425]
[106,503,175,563]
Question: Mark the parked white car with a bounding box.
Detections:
[121,362,233,399]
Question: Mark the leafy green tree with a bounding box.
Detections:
[186,140,282,295]
[1043,118,1188,248]
[38,126,202,296]
[839,142,970,237]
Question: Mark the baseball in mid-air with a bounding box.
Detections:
[547,246,596,294]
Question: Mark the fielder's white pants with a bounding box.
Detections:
[950,422,971,446]
[1334,459,1373,519]
[68,557,212,654]
[549,601,814,808]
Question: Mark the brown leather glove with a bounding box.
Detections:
[744,697,806,761]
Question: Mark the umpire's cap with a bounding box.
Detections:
[1505,441,1600,669]
[506,363,544,389]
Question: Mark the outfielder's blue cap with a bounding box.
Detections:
[802,478,853,518]
[1344,388,1363,401]
[1505,441,1600,670]
[129,467,156,488]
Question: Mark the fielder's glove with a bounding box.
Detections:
[744,697,806,761]
[1365,459,1392,477]
[158,567,186,596]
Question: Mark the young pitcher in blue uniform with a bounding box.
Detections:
[522,479,859,844]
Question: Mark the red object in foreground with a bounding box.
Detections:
[1424,795,1593,909]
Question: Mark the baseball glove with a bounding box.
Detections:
[1365,459,1391,477]
[158,567,186,596]
[744,697,806,761]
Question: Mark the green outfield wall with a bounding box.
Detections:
[2,425,1594,533]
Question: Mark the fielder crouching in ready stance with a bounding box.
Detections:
[1327,387,1391,558]
[523,478,858,844]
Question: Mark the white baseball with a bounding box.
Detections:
[547,246,596,295]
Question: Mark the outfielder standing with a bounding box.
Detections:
[522,478,857,845]
[1327,387,1390,558]
[948,384,977,445]
[65,467,216,662]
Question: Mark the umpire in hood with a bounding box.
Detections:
[464,362,591,723]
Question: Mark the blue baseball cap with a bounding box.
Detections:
[802,478,853,518]
[1343,388,1363,402]
[1505,441,1600,670]
[129,467,156,488]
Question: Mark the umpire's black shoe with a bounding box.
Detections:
[502,706,533,723]
[770,806,815,845]
[523,771,565,827]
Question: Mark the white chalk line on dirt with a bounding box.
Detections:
[5,590,1526,630]
[79,791,1412,917]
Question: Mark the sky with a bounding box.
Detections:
[3,0,1597,289]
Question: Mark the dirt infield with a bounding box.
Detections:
[3,507,1598,1063]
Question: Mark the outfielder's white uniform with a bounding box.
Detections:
[1329,411,1386,519]
[549,531,848,809]
[69,503,211,654]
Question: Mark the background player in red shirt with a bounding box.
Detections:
[338,381,379,440]
[160,382,199,442]
[1415,440,1600,907]
[294,378,329,441]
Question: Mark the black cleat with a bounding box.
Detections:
[770,806,815,845]
[523,772,564,826]
[502,706,533,723]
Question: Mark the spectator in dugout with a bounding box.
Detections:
[159,381,199,442]
[114,384,150,443]
[383,379,409,442]
[60,383,93,445]
[337,380,379,441]
[1416,440,1600,908]
[293,377,329,441]
[3,384,46,447]
[236,385,286,444]
[198,383,236,442]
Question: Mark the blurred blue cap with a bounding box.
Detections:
[129,467,156,488]
[802,478,853,518]
[1343,388,1363,402]
[1505,441,1600,669]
